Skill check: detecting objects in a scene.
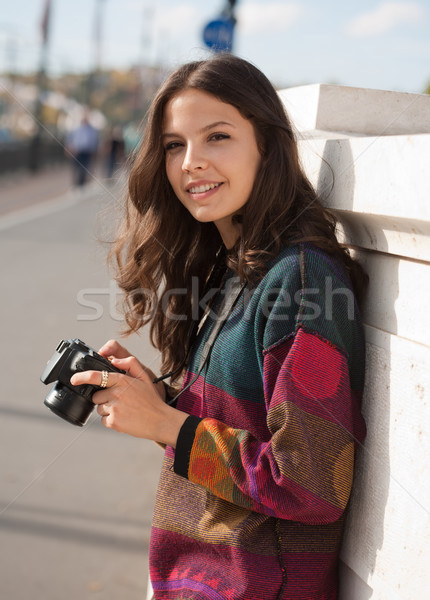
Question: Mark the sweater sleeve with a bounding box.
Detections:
[173,326,366,525]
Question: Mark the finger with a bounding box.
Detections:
[97,403,110,417]
[110,356,151,382]
[70,369,119,392]
[98,339,130,360]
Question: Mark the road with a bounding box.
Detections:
[0,180,163,599]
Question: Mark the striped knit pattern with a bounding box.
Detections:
[150,244,366,599]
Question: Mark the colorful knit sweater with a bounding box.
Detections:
[149,244,366,600]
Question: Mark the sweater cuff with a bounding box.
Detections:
[173,415,202,478]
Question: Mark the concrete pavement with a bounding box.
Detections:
[0,174,163,599]
[0,164,73,217]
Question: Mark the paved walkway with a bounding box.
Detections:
[0,165,75,217]
[0,159,119,218]
[0,188,161,600]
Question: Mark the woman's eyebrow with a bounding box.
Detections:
[200,120,235,133]
[162,121,236,139]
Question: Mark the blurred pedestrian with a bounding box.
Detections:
[66,116,99,187]
[105,125,125,180]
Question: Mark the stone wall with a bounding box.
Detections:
[279,83,430,599]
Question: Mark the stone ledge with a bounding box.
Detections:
[298,134,430,219]
[355,251,430,347]
[292,134,430,262]
[336,211,430,263]
[278,83,430,136]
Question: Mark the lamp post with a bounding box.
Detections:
[29,0,52,171]
[86,0,106,107]
[94,0,106,73]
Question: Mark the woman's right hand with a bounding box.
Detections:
[98,339,166,400]
[98,339,133,361]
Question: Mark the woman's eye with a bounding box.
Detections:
[164,141,183,151]
[209,133,230,142]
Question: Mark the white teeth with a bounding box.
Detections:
[189,183,220,194]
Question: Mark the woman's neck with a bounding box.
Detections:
[215,218,241,249]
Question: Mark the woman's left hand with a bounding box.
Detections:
[70,355,188,447]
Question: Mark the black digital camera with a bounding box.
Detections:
[41,338,125,427]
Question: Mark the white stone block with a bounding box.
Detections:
[279,84,430,136]
[356,251,430,347]
[295,134,430,261]
[342,327,430,599]
[298,134,430,220]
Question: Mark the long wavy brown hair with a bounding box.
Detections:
[111,54,366,381]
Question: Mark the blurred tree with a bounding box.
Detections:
[0,65,166,141]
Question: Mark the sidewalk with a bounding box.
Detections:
[0,165,73,218]
[0,162,129,231]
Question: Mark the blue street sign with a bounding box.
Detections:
[203,18,235,52]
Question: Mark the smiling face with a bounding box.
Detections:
[162,89,261,248]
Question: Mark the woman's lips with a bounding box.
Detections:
[187,182,223,199]
[187,182,223,194]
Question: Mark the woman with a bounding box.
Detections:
[71,54,367,599]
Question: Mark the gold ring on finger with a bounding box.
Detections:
[100,370,109,388]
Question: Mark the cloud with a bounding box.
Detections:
[237,2,305,34]
[124,0,146,11]
[155,4,198,36]
[124,2,200,34]
[346,2,426,37]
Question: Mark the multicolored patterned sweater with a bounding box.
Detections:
[149,244,366,599]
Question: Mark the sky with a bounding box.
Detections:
[0,0,429,93]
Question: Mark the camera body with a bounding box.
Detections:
[41,338,125,427]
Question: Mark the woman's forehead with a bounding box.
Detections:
[162,89,248,133]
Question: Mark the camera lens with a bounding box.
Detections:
[44,383,95,427]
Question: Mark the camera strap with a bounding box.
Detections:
[197,275,245,373]
[154,246,236,385]
[164,275,245,405]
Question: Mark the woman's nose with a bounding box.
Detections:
[182,144,208,173]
